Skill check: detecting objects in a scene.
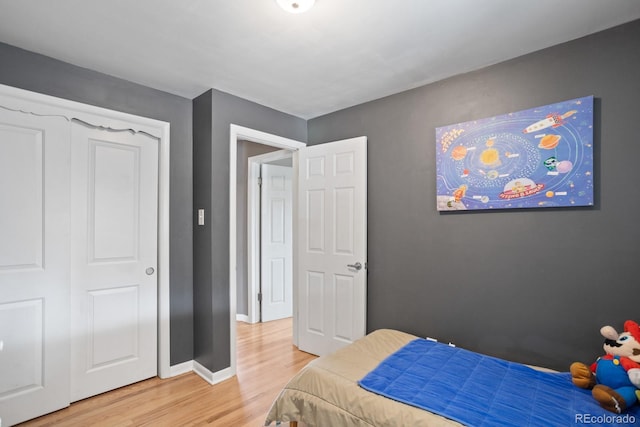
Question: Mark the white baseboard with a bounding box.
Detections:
[168,360,234,386]
[236,313,250,322]
[168,360,194,378]
[193,361,234,385]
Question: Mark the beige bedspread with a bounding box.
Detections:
[264,329,464,427]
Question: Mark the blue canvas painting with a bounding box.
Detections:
[436,96,594,211]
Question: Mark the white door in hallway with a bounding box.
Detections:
[297,136,367,356]
[261,163,293,322]
[69,122,159,402]
[0,109,71,426]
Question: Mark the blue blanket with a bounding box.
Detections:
[358,339,640,426]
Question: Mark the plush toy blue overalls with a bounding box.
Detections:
[594,355,640,407]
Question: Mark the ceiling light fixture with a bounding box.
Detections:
[276,0,315,14]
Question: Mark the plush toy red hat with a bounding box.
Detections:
[624,320,640,343]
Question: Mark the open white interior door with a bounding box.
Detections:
[297,136,367,356]
[261,163,293,322]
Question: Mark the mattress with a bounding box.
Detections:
[358,338,638,426]
[264,329,463,426]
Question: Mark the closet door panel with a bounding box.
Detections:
[0,125,43,269]
[70,122,158,402]
[0,110,71,426]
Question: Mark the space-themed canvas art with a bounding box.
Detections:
[436,96,594,211]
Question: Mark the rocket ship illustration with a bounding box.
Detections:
[523,110,577,134]
[452,184,467,202]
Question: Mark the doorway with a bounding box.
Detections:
[246,150,294,324]
[230,125,368,372]
[228,124,306,377]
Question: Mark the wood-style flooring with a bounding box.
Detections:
[19,318,316,426]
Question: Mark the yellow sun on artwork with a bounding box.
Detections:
[480,148,500,166]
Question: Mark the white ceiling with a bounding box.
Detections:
[1,0,639,119]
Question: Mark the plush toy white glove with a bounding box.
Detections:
[628,368,640,388]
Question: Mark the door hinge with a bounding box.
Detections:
[258,292,262,302]
[258,176,263,186]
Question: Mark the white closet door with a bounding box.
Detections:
[70,122,158,402]
[0,109,71,425]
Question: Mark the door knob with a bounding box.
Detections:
[145,267,155,275]
[347,262,362,271]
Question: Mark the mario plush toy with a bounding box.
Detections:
[570,320,640,414]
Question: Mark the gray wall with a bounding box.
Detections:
[236,141,280,316]
[193,89,306,372]
[193,91,214,368]
[308,19,640,371]
[0,42,194,365]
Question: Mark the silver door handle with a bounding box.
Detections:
[347,262,362,271]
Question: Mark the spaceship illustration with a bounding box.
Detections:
[452,184,467,203]
[544,156,558,171]
[523,110,577,134]
[499,178,544,200]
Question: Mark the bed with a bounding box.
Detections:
[264,329,464,426]
[264,329,639,427]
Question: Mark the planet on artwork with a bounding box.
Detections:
[451,145,467,160]
[538,134,561,150]
[486,170,499,180]
[556,160,573,173]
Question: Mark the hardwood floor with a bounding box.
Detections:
[19,318,316,427]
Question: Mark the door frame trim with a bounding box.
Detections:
[229,124,305,376]
[0,83,172,379]
[247,150,293,324]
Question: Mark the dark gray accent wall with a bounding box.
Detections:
[193,89,306,372]
[308,19,640,371]
[0,42,194,365]
[193,91,214,368]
